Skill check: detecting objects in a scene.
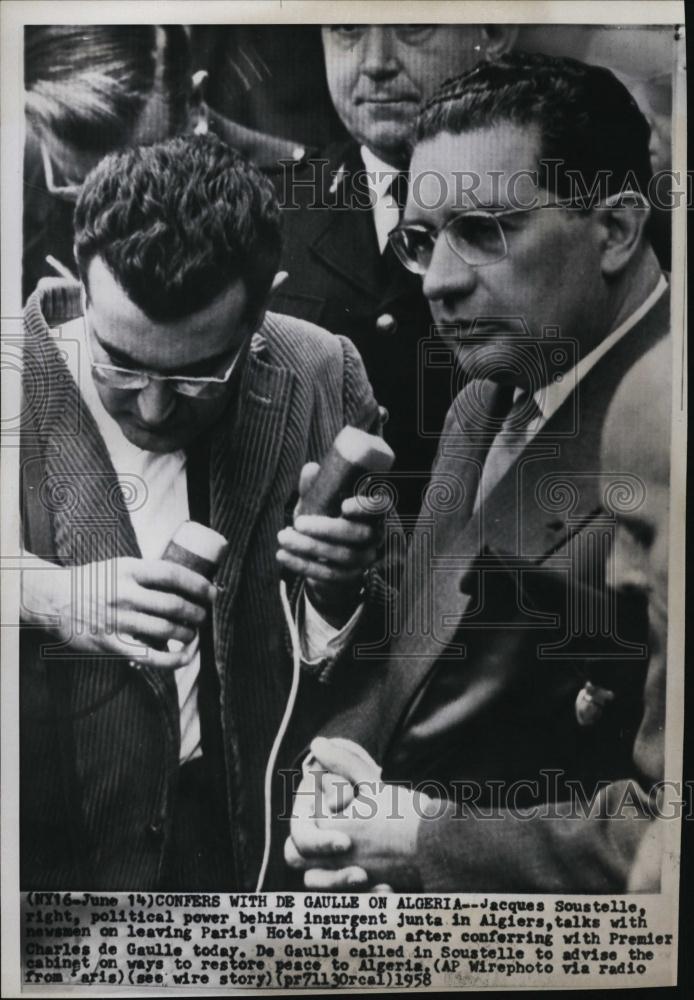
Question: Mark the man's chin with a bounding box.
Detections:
[453,342,532,387]
[357,118,412,163]
[121,422,188,454]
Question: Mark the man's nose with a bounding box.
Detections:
[361,27,399,78]
[136,379,176,425]
[422,235,478,304]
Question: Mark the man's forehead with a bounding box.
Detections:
[408,123,543,214]
[85,257,249,367]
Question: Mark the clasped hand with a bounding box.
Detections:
[285,737,432,892]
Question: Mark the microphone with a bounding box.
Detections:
[145,522,228,654]
[297,426,395,518]
[161,520,228,581]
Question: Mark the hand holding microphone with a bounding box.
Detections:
[36,522,228,669]
[276,427,394,627]
[137,521,228,664]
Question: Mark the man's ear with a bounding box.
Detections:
[189,69,210,135]
[245,273,289,332]
[270,271,289,296]
[480,26,519,60]
[598,194,651,277]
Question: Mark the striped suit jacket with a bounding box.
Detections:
[19,283,379,890]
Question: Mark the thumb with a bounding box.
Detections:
[298,462,321,499]
[310,736,380,787]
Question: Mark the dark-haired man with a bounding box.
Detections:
[19,134,382,890]
[286,53,672,891]
[274,25,517,515]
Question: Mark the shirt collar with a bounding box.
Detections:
[527,274,669,427]
[359,145,401,201]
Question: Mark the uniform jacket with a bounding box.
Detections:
[320,288,670,865]
[274,140,453,516]
[19,283,379,890]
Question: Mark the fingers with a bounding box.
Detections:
[304,866,369,890]
[276,549,369,586]
[121,611,197,647]
[121,633,200,671]
[277,525,376,578]
[322,770,355,814]
[129,587,208,629]
[293,515,375,547]
[132,559,217,606]
[309,736,381,786]
[277,531,357,568]
[284,833,353,871]
[298,463,321,499]
[341,492,392,521]
[291,771,352,859]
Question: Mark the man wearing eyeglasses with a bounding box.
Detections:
[286,53,672,891]
[273,25,517,516]
[18,134,385,890]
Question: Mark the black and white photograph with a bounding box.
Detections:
[1,1,687,993]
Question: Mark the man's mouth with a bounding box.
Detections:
[434,317,526,341]
[356,95,419,105]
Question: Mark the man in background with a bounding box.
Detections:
[274,25,516,515]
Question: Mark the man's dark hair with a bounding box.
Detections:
[415,52,654,202]
[73,133,282,321]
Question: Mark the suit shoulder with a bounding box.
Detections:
[259,310,352,367]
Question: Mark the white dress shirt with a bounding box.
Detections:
[360,145,403,252]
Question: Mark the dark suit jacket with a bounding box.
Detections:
[274,141,453,516]
[19,282,379,890]
[319,288,670,886]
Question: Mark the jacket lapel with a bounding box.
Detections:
[307,143,383,300]
[470,291,671,565]
[34,313,178,731]
[384,379,509,664]
[209,333,296,670]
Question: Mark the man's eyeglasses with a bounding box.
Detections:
[84,318,245,399]
[388,205,569,274]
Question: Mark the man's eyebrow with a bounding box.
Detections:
[402,202,514,225]
[92,329,235,375]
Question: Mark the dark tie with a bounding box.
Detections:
[387,171,409,214]
[474,387,543,511]
[381,172,410,284]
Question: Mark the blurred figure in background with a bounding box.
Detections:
[23,24,301,300]
[518,23,676,266]
[274,25,517,517]
[189,25,348,150]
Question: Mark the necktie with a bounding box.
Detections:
[387,171,409,214]
[381,173,409,281]
[474,387,543,512]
